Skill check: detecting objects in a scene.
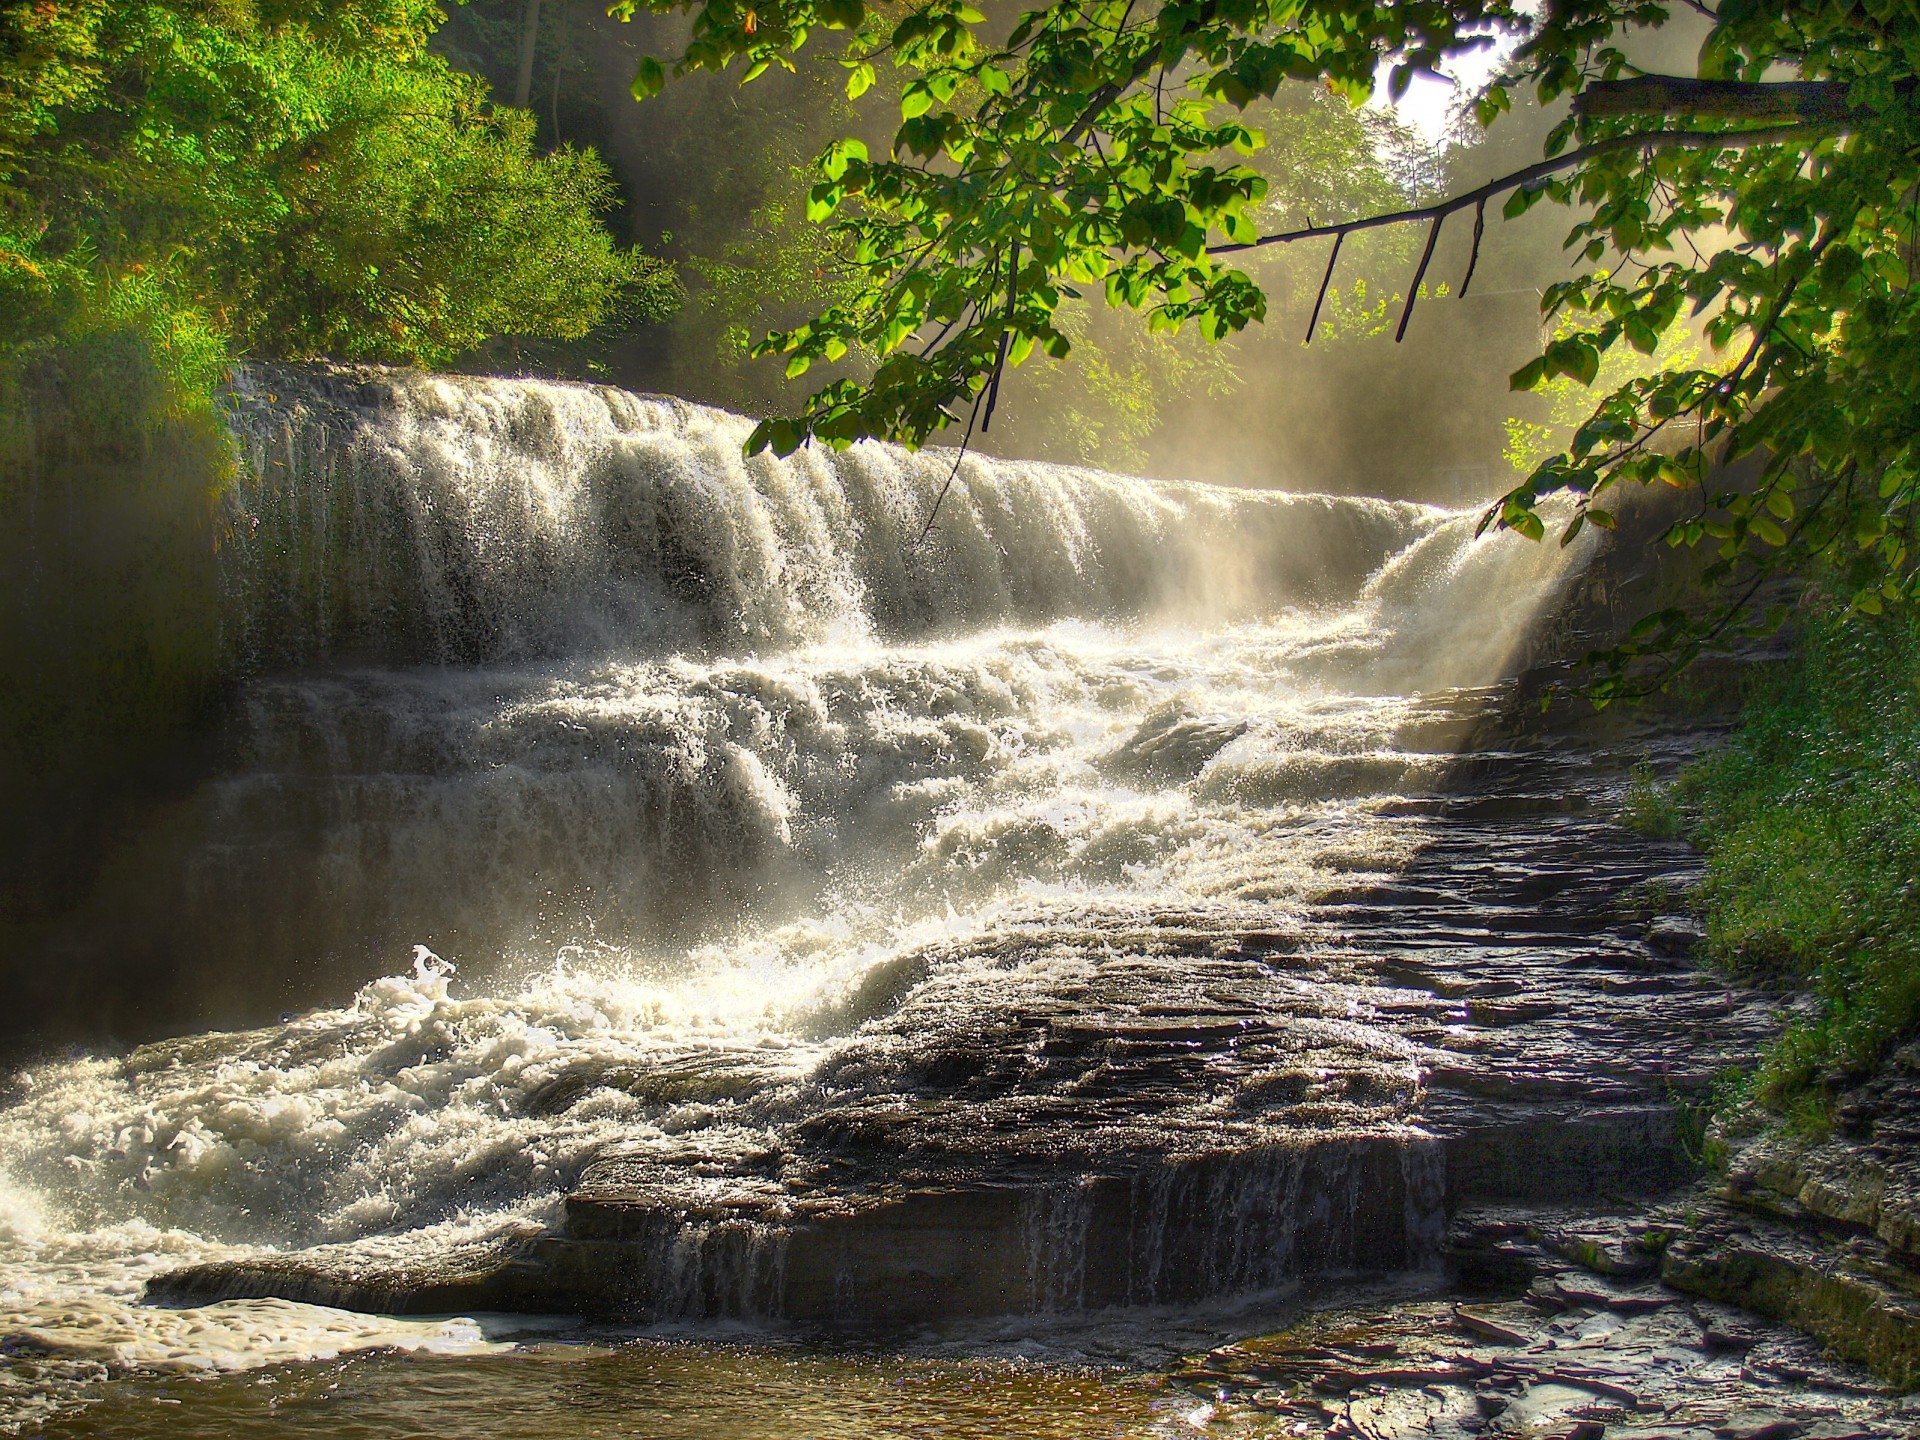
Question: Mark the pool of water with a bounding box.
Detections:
[28,1331,1262,1438]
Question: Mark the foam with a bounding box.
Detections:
[2,377,1596,1429]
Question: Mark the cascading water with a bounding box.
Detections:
[0,368,1596,1431]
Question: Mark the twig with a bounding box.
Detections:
[1396,214,1444,342]
[1215,123,1842,258]
[982,240,1020,432]
[1459,197,1487,297]
[1306,231,1343,343]
[915,385,985,545]
[1575,75,1862,124]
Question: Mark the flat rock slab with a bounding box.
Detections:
[158,719,1786,1323]
[1175,1274,1919,1439]
[1154,1203,1920,1438]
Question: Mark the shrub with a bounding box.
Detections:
[1685,605,1920,1102]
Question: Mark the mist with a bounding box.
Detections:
[430,2,1684,510]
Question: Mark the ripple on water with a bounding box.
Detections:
[31,1343,1203,1440]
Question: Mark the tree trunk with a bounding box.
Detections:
[513,0,544,110]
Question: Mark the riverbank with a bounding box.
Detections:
[1601,602,1920,1396]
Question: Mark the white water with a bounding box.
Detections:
[1,372,1588,1429]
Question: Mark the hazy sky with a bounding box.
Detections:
[1378,35,1512,143]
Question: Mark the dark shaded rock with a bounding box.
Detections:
[1171,1261,1916,1440]
[1660,1199,1920,1391]
[1648,914,1709,957]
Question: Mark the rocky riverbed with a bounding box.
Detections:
[153,696,1772,1322]
[1168,1202,1919,1439]
[138,686,1920,1437]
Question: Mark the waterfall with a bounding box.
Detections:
[15,366,1586,1041]
[217,365,1445,668]
[0,367,1602,1422]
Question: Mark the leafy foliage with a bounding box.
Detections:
[1493,5,1920,693]
[1503,306,1699,488]
[0,0,672,375]
[616,0,1920,663]
[614,0,1500,455]
[1683,603,1920,1101]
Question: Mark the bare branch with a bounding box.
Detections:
[1216,123,1843,258]
[1459,198,1487,297]
[981,241,1019,432]
[1305,231,1342,343]
[1395,214,1444,342]
[916,388,985,545]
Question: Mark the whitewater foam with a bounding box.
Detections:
[2,371,1598,1429]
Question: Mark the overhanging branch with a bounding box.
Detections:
[1576,76,1865,124]
[1215,122,1842,258]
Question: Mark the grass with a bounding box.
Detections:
[1678,603,1920,1108]
[1622,759,1687,840]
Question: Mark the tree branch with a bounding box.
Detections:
[1395,214,1443,342]
[1216,123,1844,257]
[916,385,985,545]
[981,240,1018,432]
[1575,76,1864,124]
[1305,231,1342,343]
[1459,197,1487,297]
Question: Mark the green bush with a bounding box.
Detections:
[1685,605,1920,1102]
[1,1,681,914]
[0,0,673,381]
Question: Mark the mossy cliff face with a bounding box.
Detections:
[0,351,233,928]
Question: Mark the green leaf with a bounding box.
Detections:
[1568,342,1599,386]
[820,138,867,181]
[1510,357,1549,392]
[1503,184,1545,220]
[631,56,666,100]
[806,183,841,222]
[1219,210,1256,245]
[845,61,876,99]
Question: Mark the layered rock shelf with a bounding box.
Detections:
[159,705,1792,1330]
[1170,1206,1920,1438]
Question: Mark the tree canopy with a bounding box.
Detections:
[619,0,1920,685]
[0,0,674,405]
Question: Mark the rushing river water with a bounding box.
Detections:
[0,370,1594,1433]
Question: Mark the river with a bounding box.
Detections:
[1,369,1602,1433]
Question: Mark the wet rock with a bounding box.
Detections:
[1168,1258,1918,1440]
[1726,1055,1920,1262]
[1659,1196,1920,1391]
[1647,914,1709,957]
[1101,706,1249,785]
[1628,1043,1920,1390]
[155,710,1785,1329]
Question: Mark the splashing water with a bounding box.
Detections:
[1,371,1594,1430]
